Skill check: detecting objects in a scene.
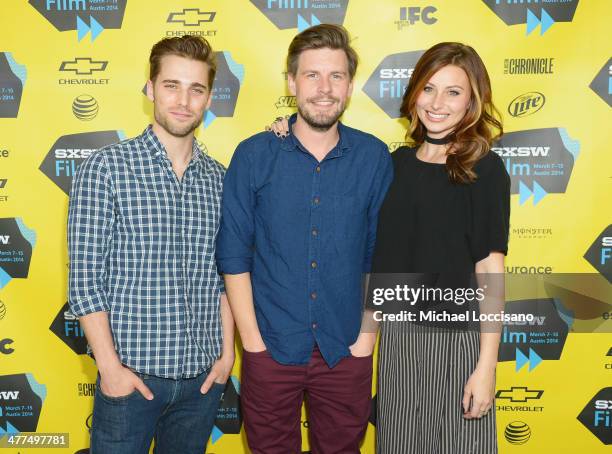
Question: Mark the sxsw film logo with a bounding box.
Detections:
[504,57,554,75]
[496,386,544,412]
[482,0,579,35]
[395,6,437,31]
[577,387,612,445]
[0,373,46,434]
[166,8,217,38]
[49,302,87,355]
[504,421,531,445]
[39,130,125,195]
[508,92,545,118]
[29,0,128,42]
[203,52,245,128]
[210,376,242,444]
[0,53,27,118]
[584,225,612,284]
[0,338,14,355]
[363,51,425,118]
[492,128,580,205]
[498,298,572,372]
[589,57,611,108]
[0,218,36,290]
[250,0,349,32]
[59,57,109,85]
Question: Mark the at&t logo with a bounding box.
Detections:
[504,421,531,444]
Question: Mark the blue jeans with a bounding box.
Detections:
[90,371,224,454]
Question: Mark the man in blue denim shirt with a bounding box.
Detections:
[217,24,392,454]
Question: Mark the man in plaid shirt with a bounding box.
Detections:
[68,36,234,454]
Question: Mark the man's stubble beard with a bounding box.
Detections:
[297,98,346,132]
[154,109,203,138]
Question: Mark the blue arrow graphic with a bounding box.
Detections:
[516,348,529,371]
[528,348,542,371]
[540,8,555,35]
[519,180,531,205]
[526,8,539,35]
[90,16,105,41]
[532,180,547,205]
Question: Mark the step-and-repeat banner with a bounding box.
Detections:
[0,1,610,453]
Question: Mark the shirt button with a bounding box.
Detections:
[316,166,321,173]
[313,197,320,205]
[311,261,317,269]
[310,292,317,300]
[311,228,318,236]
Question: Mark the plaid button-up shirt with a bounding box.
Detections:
[68,126,225,379]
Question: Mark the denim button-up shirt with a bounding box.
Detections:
[217,116,392,367]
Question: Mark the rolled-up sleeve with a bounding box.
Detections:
[216,143,255,274]
[67,152,114,316]
[363,144,393,272]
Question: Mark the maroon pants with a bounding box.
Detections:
[241,347,373,454]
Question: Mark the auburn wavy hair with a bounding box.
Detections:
[400,42,503,183]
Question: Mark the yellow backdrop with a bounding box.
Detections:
[0,0,610,453]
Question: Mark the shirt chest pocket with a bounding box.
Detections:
[333,194,367,251]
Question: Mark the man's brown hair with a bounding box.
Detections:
[149,35,217,87]
[286,24,358,79]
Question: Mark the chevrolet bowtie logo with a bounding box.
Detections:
[167,9,216,26]
[496,387,544,403]
[0,179,7,189]
[59,58,108,75]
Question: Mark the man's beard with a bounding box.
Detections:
[154,109,203,138]
[297,97,345,132]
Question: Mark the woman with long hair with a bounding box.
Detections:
[372,42,509,453]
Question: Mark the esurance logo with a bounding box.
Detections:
[589,57,611,108]
[0,53,27,118]
[250,0,349,32]
[498,298,572,372]
[0,218,36,290]
[29,0,128,42]
[577,387,612,445]
[508,92,545,117]
[363,51,424,118]
[39,130,124,195]
[275,96,296,109]
[49,302,87,355]
[0,373,46,433]
[584,225,612,284]
[492,128,580,205]
[395,6,437,30]
[203,52,244,128]
[166,8,217,38]
[483,0,579,35]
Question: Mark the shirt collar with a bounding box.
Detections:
[142,125,205,168]
[280,113,352,157]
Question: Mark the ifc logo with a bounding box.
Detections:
[72,94,99,121]
[504,421,531,444]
